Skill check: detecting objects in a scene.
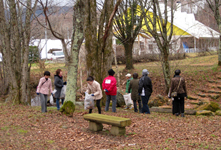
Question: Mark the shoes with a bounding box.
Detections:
[181,113,185,117]
[175,113,180,116]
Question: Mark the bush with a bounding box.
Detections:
[205,102,220,112]
[148,95,168,108]
[60,101,75,117]
[196,102,220,112]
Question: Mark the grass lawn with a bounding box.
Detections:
[0,103,221,149]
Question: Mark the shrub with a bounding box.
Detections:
[60,101,75,117]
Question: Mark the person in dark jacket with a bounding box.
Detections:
[128,73,142,113]
[54,69,65,110]
[169,69,187,117]
[138,69,152,114]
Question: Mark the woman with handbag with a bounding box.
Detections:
[169,70,187,117]
[36,71,53,113]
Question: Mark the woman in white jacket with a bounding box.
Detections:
[85,76,103,114]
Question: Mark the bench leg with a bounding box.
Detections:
[110,126,126,135]
[89,121,103,131]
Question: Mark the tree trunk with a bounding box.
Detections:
[218,35,221,66]
[61,0,84,116]
[161,47,171,94]
[124,42,134,70]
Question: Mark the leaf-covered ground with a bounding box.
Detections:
[0,103,221,150]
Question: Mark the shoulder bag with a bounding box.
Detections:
[171,78,182,98]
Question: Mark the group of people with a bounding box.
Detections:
[37,67,187,117]
[36,69,66,112]
[86,68,153,114]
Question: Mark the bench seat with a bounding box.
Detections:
[84,113,131,135]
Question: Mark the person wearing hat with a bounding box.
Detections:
[138,69,152,114]
[102,69,117,112]
[125,73,133,109]
[125,73,133,93]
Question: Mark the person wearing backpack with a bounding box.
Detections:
[36,71,53,113]
[85,76,103,114]
[138,69,152,114]
[169,69,187,117]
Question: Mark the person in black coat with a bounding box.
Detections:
[54,69,66,110]
[138,69,152,114]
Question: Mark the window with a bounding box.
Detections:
[140,42,144,51]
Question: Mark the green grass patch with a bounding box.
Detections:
[17,129,28,134]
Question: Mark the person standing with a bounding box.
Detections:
[125,73,133,109]
[128,73,142,113]
[54,69,64,110]
[125,73,133,93]
[169,69,187,117]
[36,71,53,113]
[138,69,152,114]
[102,69,117,112]
[85,76,103,114]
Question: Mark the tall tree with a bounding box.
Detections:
[84,0,122,105]
[140,0,174,93]
[0,0,38,104]
[205,0,221,65]
[37,0,85,116]
[113,0,148,69]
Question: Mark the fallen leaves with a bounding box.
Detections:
[0,103,221,149]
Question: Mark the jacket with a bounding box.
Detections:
[138,75,152,96]
[128,79,141,101]
[54,75,63,99]
[86,80,103,100]
[102,75,117,95]
[126,78,133,93]
[169,76,187,97]
[37,77,53,95]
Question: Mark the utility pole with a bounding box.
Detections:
[45,21,48,61]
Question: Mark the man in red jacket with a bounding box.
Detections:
[102,69,117,112]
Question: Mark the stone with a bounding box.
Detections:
[159,105,172,109]
[199,99,210,104]
[208,94,220,100]
[148,95,168,108]
[150,107,196,115]
[116,91,125,107]
[75,101,84,106]
[89,122,103,131]
[198,93,206,97]
[196,110,213,116]
[208,90,221,94]
[188,96,198,100]
[31,96,41,106]
[110,126,126,135]
[196,102,220,112]
[189,100,200,105]
[215,110,221,116]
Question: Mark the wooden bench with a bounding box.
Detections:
[83,113,131,135]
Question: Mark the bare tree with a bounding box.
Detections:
[140,0,175,93]
[0,0,38,104]
[113,0,149,69]
[84,0,123,105]
[204,0,221,65]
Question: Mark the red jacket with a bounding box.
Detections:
[102,75,117,95]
